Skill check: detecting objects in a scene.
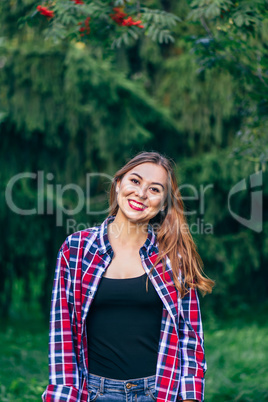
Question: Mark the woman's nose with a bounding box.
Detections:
[136,185,147,199]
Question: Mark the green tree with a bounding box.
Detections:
[187,0,268,165]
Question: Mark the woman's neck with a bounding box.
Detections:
[108,212,148,249]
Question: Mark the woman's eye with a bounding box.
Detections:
[131,179,139,184]
[151,187,160,193]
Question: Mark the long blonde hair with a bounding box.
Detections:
[109,151,214,297]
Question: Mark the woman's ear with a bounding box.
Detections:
[115,179,121,193]
[161,197,167,211]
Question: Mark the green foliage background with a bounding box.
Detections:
[0,0,267,401]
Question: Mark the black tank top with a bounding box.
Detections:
[86,272,163,380]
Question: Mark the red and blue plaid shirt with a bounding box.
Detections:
[42,215,207,402]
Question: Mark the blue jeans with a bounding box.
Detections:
[87,373,157,402]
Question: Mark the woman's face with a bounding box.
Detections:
[116,162,168,224]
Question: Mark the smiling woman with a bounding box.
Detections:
[116,163,167,220]
[42,151,214,402]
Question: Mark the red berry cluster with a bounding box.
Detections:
[37,5,54,19]
[110,7,144,28]
[37,0,84,20]
[36,3,144,35]
[78,17,91,36]
[71,0,84,4]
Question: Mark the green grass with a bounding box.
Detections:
[0,323,48,402]
[0,322,267,401]
[205,324,268,401]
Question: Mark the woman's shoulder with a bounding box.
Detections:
[59,223,102,254]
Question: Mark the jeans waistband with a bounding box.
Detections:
[88,372,156,393]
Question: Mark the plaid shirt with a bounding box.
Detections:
[42,215,206,402]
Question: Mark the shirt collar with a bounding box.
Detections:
[97,215,158,256]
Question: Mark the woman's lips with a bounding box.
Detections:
[128,199,147,211]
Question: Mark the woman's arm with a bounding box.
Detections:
[42,240,81,402]
[177,287,207,402]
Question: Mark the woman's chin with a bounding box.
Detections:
[124,211,150,224]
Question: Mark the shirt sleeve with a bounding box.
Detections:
[42,240,81,402]
[177,287,207,402]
